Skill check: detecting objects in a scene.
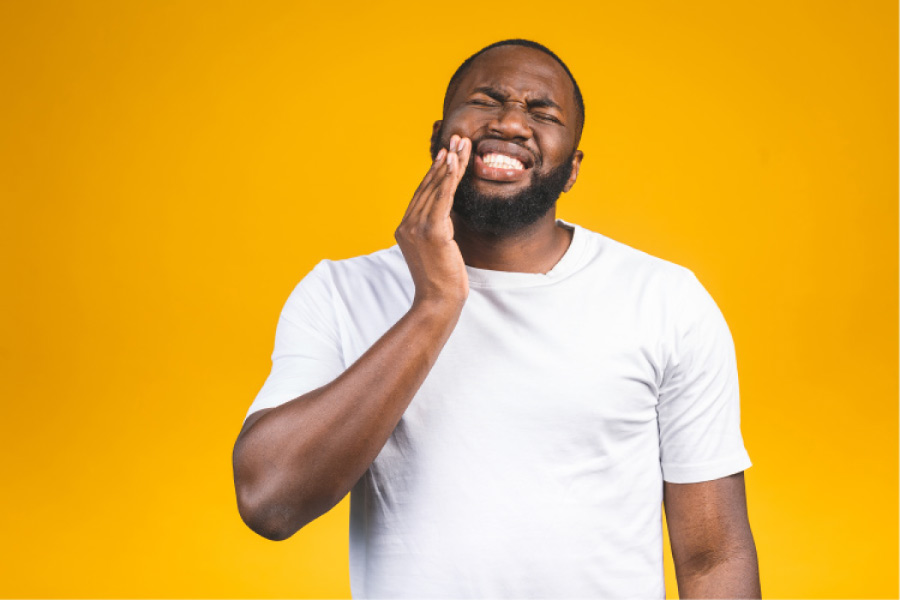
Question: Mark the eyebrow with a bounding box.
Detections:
[471,86,564,113]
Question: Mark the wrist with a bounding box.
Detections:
[410,293,466,321]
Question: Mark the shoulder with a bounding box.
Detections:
[567,221,699,295]
[293,245,413,314]
[279,245,410,322]
[316,245,409,287]
[282,245,406,299]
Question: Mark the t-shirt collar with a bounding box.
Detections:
[465,219,588,289]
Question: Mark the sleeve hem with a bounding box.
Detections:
[662,450,752,484]
[243,399,285,425]
[242,388,304,425]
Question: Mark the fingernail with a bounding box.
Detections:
[450,137,458,152]
[436,148,446,161]
[446,151,454,166]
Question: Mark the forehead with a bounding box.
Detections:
[450,46,576,110]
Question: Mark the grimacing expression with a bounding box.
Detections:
[430,45,584,234]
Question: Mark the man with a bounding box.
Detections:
[232,39,760,598]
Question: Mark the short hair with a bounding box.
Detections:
[442,39,585,134]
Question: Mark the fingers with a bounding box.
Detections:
[407,146,453,222]
[452,136,471,185]
[419,135,469,221]
[402,134,470,229]
[403,147,447,220]
[412,147,447,200]
[445,137,471,213]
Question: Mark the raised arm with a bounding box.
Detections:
[664,472,761,598]
[232,136,472,541]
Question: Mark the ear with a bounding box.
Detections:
[562,150,584,193]
[431,120,442,143]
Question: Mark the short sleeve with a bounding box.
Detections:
[658,270,752,483]
[243,261,346,425]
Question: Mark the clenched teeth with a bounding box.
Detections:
[482,153,525,170]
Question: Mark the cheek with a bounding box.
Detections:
[445,111,492,137]
[540,136,576,166]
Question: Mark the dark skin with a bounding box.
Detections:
[666,472,761,598]
[232,45,760,598]
[434,45,583,274]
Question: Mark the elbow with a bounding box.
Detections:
[232,458,303,541]
[678,539,759,582]
[232,438,344,540]
[237,487,344,541]
[234,469,339,541]
[235,483,306,541]
[240,503,299,542]
[233,435,305,541]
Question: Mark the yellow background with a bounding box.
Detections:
[1,1,896,597]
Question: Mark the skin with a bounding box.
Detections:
[666,473,761,598]
[231,45,760,598]
[434,45,583,273]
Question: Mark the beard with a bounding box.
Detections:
[430,132,575,236]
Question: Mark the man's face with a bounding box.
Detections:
[431,45,583,235]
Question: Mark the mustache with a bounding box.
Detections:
[430,131,536,167]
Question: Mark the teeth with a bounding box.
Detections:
[482,152,524,170]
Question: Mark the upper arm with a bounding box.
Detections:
[663,472,756,574]
[657,274,759,594]
[236,407,274,443]
[658,270,751,483]
[241,261,345,424]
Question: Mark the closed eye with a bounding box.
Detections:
[532,112,561,124]
[469,99,500,107]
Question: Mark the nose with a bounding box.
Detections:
[487,101,532,141]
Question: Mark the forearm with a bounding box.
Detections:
[234,136,472,541]
[675,544,760,599]
[233,298,462,540]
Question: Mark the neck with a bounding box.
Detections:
[452,210,573,274]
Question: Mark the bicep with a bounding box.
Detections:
[241,262,346,426]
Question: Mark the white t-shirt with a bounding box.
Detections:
[244,220,752,599]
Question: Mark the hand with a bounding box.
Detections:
[395,134,472,310]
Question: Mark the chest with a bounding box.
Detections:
[342,283,670,452]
